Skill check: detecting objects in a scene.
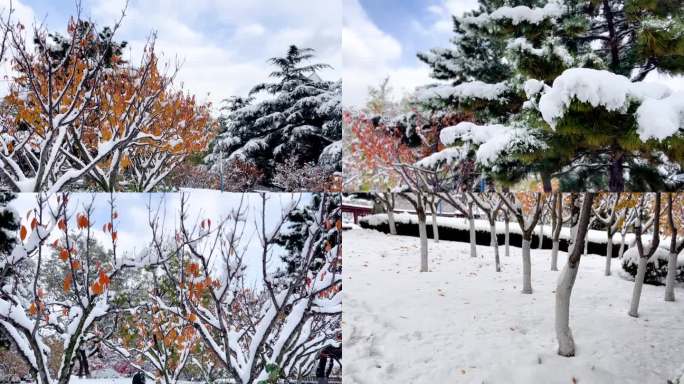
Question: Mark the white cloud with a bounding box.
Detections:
[342,0,432,107]
[89,0,340,107]
[1,0,341,109]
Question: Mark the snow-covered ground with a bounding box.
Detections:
[343,228,684,384]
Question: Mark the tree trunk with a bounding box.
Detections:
[521,238,532,294]
[504,213,510,257]
[490,221,500,272]
[555,260,579,356]
[608,154,624,192]
[555,192,594,357]
[551,195,562,271]
[541,171,552,193]
[629,193,661,317]
[431,204,439,243]
[537,220,544,249]
[551,240,559,271]
[628,257,648,317]
[618,233,626,259]
[665,193,677,302]
[468,207,477,258]
[418,210,428,272]
[604,233,613,276]
[387,209,397,235]
[664,251,677,302]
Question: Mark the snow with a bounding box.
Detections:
[622,242,684,267]
[440,122,507,146]
[538,68,677,141]
[523,79,546,97]
[344,228,684,384]
[635,91,684,140]
[507,38,574,67]
[417,81,508,102]
[360,212,641,246]
[65,379,205,384]
[415,147,467,169]
[438,122,544,166]
[461,0,565,27]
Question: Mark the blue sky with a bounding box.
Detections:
[343,0,478,106]
[1,0,341,108]
[10,191,309,286]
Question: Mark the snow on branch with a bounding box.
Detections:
[636,91,684,140]
[460,0,565,27]
[538,68,677,140]
[416,81,509,103]
[439,122,545,167]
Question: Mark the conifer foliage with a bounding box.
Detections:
[205,45,342,190]
[414,0,684,192]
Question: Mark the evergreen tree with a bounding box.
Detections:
[0,193,19,258]
[274,193,341,282]
[416,0,684,192]
[205,46,341,188]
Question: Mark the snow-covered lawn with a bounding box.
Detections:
[343,228,684,384]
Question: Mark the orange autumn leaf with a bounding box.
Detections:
[57,218,67,231]
[76,213,89,229]
[59,249,70,262]
[91,281,104,295]
[30,217,38,230]
[63,273,73,292]
[188,313,198,322]
[111,231,118,242]
[20,225,27,241]
[28,302,37,316]
[71,260,81,270]
[98,270,110,286]
[187,262,200,277]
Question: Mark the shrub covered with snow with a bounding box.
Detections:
[621,244,684,285]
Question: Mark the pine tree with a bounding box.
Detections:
[274,193,341,280]
[416,0,684,192]
[0,193,19,257]
[205,46,341,188]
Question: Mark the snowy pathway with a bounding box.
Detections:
[344,228,684,384]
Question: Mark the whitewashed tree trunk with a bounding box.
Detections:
[555,192,593,357]
[521,238,532,294]
[555,260,580,356]
[387,209,397,235]
[629,194,661,317]
[418,211,428,273]
[665,252,677,302]
[468,211,477,258]
[628,257,648,317]
[618,233,626,259]
[584,233,589,255]
[551,240,559,271]
[537,221,544,249]
[604,234,613,276]
[490,222,500,272]
[504,214,510,257]
[664,194,677,302]
[551,197,562,271]
[431,205,439,243]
